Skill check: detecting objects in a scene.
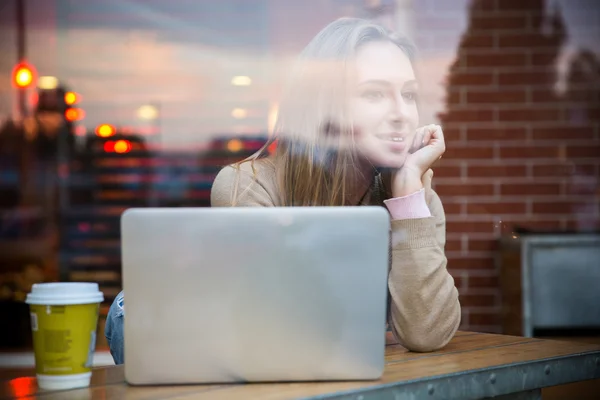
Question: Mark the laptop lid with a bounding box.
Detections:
[121,206,390,384]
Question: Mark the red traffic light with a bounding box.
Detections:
[12,62,36,89]
[104,140,132,154]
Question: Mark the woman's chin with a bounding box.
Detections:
[369,155,407,170]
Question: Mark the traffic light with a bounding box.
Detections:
[12,62,36,89]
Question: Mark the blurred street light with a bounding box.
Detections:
[227,139,243,152]
[12,62,35,89]
[95,124,116,138]
[65,108,85,122]
[137,104,159,120]
[38,76,59,90]
[231,108,247,119]
[64,91,80,105]
[231,76,252,86]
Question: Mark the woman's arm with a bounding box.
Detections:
[210,161,277,207]
[386,189,461,352]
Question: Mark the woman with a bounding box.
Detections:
[211,17,460,352]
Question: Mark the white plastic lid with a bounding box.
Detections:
[26,282,104,305]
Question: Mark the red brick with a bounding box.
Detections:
[467,202,527,214]
[446,238,463,252]
[432,165,462,178]
[500,183,561,196]
[465,127,527,141]
[531,88,562,103]
[460,34,495,49]
[564,218,600,231]
[443,109,495,123]
[500,219,562,234]
[498,71,555,85]
[453,275,465,290]
[446,221,495,234]
[532,201,592,215]
[566,145,600,158]
[436,183,496,197]
[498,33,550,48]
[470,15,528,31]
[496,0,549,11]
[444,145,494,160]
[468,275,499,288]
[442,202,463,215]
[564,88,600,103]
[450,71,495,86]
[531,126,594,140]
[531,163,597,177]
[565,181,598,196]
[469,312,500,326]
[466,89,527,104]
[468,165,527,177]
[449,256,496,270]
[498,145,559,158]
[497,107,562,122]
[530,51,560,66]
[446,90,463,105]
[470,0,500,12]
[467,239,498,252]
[459,293,497,307]
[465,52,527,68]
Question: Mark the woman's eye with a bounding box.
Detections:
[403,91,418,102]
[361,90,385,101]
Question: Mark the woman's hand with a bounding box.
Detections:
[391,124,446,198]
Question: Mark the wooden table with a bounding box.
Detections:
[2,331,599,399]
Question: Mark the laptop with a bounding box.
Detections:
[121,206,390,385]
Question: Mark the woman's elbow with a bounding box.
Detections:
[398,330,453,353]
[393,302,461,353]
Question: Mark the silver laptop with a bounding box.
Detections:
[121,206,390,385]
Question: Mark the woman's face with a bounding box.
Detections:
[348,40,420,169]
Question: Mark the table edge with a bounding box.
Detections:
[296,349,600,400]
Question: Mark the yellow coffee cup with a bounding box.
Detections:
[25,282,104,390]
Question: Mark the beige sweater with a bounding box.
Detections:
[210,158,461,352]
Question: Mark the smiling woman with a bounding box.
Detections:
[211,17,460,352]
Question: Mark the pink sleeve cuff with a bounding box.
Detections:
[383,188,432,220]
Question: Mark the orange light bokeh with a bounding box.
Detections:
[64,91,80,105]
[104,139,132,153]
[12,63,35,89]
[65,108,85,122]
[114,140,132,154]
[226,139,243,152]
[96,124,116,138]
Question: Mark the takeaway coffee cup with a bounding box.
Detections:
[25,282,104,390]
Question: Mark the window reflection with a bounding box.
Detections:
[0,0,598,354]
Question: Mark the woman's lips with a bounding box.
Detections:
[376,133,408,151]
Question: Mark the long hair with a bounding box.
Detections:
[235,18,416,206]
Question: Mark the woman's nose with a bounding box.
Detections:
[389,96,409,122]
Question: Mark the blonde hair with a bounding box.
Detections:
[234,18,416,206]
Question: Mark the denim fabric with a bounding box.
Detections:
[105,290,125,365]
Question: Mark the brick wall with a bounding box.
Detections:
[431,0,600,333]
